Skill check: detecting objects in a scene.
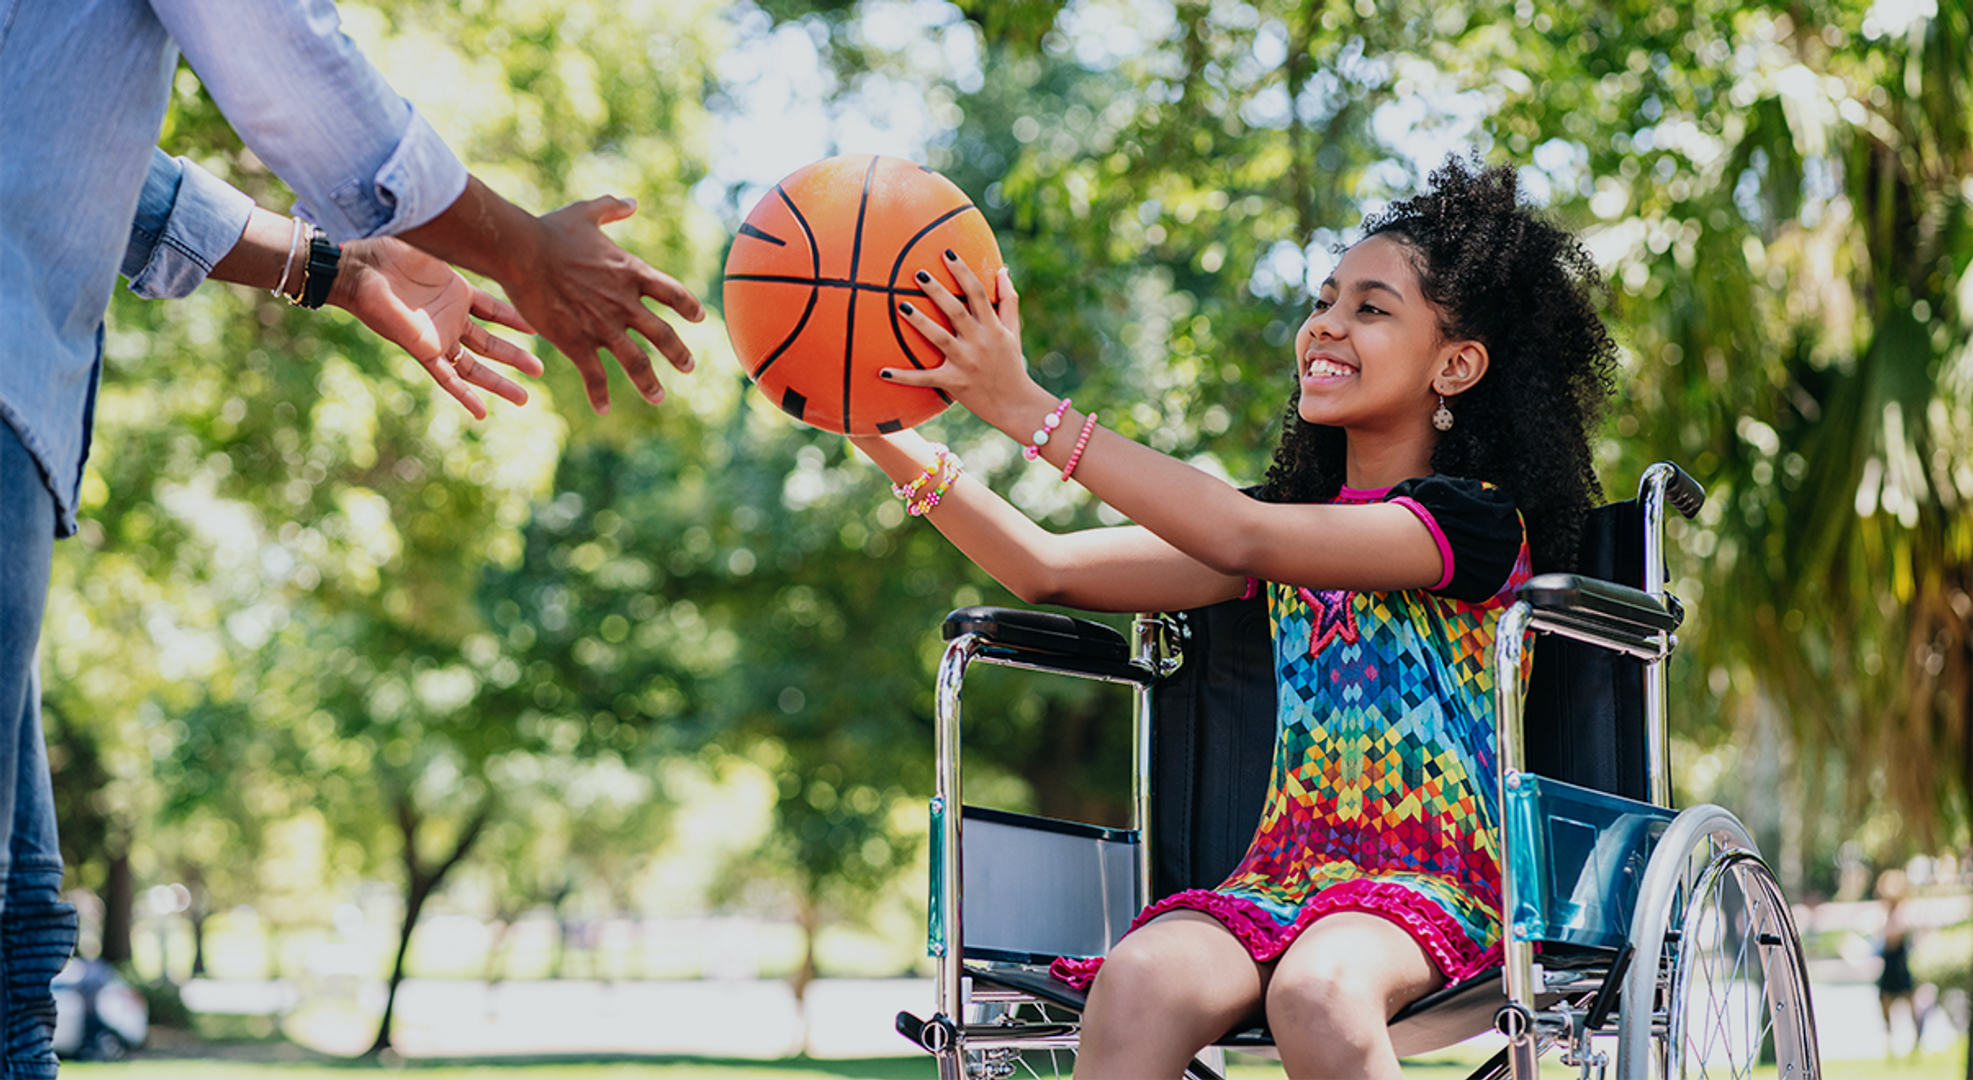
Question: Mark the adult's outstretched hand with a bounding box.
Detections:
[330,238,544,420]
[402,177,707,414]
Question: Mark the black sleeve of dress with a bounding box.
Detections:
[1387,476,1523,604]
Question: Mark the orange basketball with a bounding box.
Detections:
[722,155,1004,435]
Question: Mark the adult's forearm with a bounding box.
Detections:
[208,206,307,298]
[397,176,542,287]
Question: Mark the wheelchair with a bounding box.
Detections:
[894,464,1820,1079]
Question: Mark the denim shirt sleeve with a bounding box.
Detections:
[121,149,255,300]
[150,0,468,243]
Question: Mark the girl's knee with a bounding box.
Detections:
[1090,933,1184,1006]
[1265,954,1364,1022]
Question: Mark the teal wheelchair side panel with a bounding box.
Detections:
[1504,773,1675,949]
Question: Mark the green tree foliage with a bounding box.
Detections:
[1467,0,1972,864]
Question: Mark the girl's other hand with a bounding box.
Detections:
[883,258,1052,435]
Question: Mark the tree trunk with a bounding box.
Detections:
[791,889,819,1005]
[366,797,492,1058]
[482,915,511,986]
[188,909,208,979]
[100,834,134,965]
[549,878,574,980]
[185,868,209,978]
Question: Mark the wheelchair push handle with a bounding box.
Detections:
[1644,461,1706,520]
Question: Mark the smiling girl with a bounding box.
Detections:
[850,156,1617,1078]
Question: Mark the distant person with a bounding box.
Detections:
[2,1,706,1070]
[1875,868,1927,1056]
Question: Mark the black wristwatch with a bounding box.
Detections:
[297,233,343,309]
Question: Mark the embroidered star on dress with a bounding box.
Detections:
[1297,586,1359,656]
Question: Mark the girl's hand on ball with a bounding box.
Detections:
[887,261,1047,433]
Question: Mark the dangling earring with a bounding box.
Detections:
[1432,394,1455,432]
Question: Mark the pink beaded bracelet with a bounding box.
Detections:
[1024,398,1072,460]
[1060,412,1098,481]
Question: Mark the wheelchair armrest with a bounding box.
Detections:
[1518,573,1683,659]
[942,606,1145,682]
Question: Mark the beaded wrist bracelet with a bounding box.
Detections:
[891,446,948,502]
[1060,412,1098,481]
[908,448,964,516]
[1023,398,1072,460]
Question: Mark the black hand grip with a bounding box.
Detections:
[1661,462,1705,519]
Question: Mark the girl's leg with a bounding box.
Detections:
[1075,910,1265,1079]
[1264,912,1442,1080]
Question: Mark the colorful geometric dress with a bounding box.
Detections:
[1053,475,1533,987]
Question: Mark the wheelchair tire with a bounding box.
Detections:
[1617,805,1820,1079]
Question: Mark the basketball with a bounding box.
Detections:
[722,155,1004,435]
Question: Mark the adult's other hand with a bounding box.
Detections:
[331,237,544,420]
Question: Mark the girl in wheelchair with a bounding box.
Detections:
[853,154,1618,1079]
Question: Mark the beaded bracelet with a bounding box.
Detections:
[891,446,948,502]
[1023,398,1072,460]
[908,449,964,516]
[1060,412,1098,481]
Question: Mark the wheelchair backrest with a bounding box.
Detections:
[1147,499,1654,900]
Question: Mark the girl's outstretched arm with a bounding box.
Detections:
[883,257,1447,594]
[851,429,1247,614]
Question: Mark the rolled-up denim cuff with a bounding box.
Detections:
[310,105,467,243]
[124,158,254,300]
[3,867,78,1079]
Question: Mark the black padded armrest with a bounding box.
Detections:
[1518,573,1683,658]
[942,606,1146,682]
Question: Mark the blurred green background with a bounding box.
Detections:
[45,0,1973,1067]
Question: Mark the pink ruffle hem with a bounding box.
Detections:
[1049,880,1499,990]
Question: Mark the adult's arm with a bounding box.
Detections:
[126,151,541,417]
[151,0,704,412]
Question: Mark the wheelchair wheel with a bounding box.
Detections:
[963,997,1078,1079]
[1663,850,1818,1078]
[1617,805,1819,1079]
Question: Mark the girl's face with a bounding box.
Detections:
[1292,235,1459,435]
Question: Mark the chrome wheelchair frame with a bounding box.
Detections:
[897,464,1820,1080]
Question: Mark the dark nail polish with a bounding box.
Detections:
[879,370,894,380]
[899,301,915,315]
[915,270,931,284]
[944,248,957,260]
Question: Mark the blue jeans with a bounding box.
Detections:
[0,421,80,1079]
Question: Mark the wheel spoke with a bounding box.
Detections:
[1663,852,1814,1080]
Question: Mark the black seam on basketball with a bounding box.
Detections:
[737,221,786,246]
[748,185,826,382]
[775,184,822,279]
[841,156,880,432]
[884,205,974,373]
[748,285,820,381]
[725,274,908,290]
[886,204,978,416]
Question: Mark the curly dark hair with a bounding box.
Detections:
[1256,154,1618,574]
